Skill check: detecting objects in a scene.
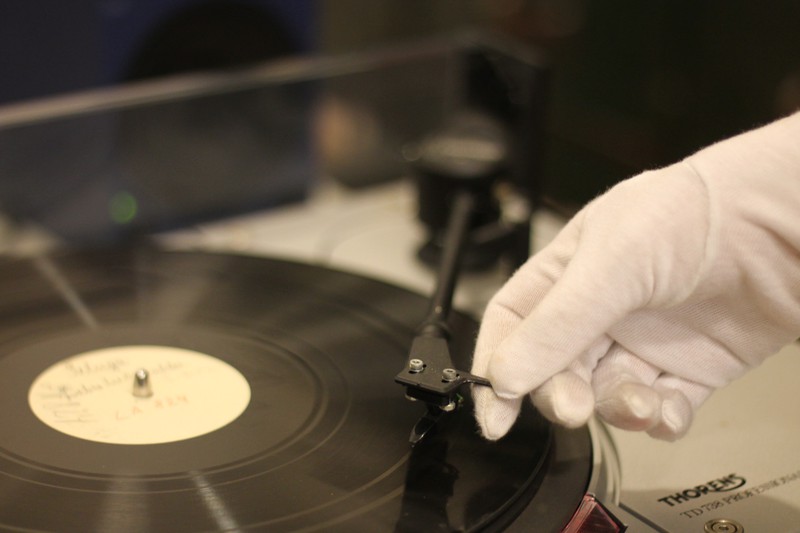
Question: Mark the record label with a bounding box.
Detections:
[28,345,251,445]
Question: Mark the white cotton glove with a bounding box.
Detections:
[472,111,800,441]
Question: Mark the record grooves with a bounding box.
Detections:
[0,248,591,532]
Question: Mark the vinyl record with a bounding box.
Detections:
[0,248,591,532]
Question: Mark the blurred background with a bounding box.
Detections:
[1,0,799,237]
[321,0,800,205]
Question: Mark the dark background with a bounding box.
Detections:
[2,0,798,209]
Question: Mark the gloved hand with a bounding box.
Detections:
[472,111,800,441]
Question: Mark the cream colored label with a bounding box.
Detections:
[28,346,251,445]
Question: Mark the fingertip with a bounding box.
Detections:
[472,386,522,440]
[646,376,713,441]
[646,389,694,441]
[596,381,661,432]
[483,340,564,400]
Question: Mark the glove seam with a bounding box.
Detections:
[679,159,718,299]
[493,299,526,321]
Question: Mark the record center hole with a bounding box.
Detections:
[132,368,154,398]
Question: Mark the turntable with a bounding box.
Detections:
[2,35,800,532]
[0,246,592,532]
[156,181,800,532]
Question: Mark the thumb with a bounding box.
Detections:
[488,166,710,399]
[488,254,641,399]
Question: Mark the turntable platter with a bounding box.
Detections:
[0,248,590,531]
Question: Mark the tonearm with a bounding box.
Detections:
[394,111,531,445]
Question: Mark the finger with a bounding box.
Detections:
[593,344,663,431]
[647,375,713,441]
[530,341,608,428]
[531,369,594,428]
[474,324,608,439]
[472,214,585,362]
[471,296,565,441]
[487,195,673,397]
[472,385,523,440]
[483,210,587,321]
[489,250,641,398]
[472,305,523,378]
[472,212,586,384]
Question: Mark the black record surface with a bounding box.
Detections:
[0,248,586,532]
